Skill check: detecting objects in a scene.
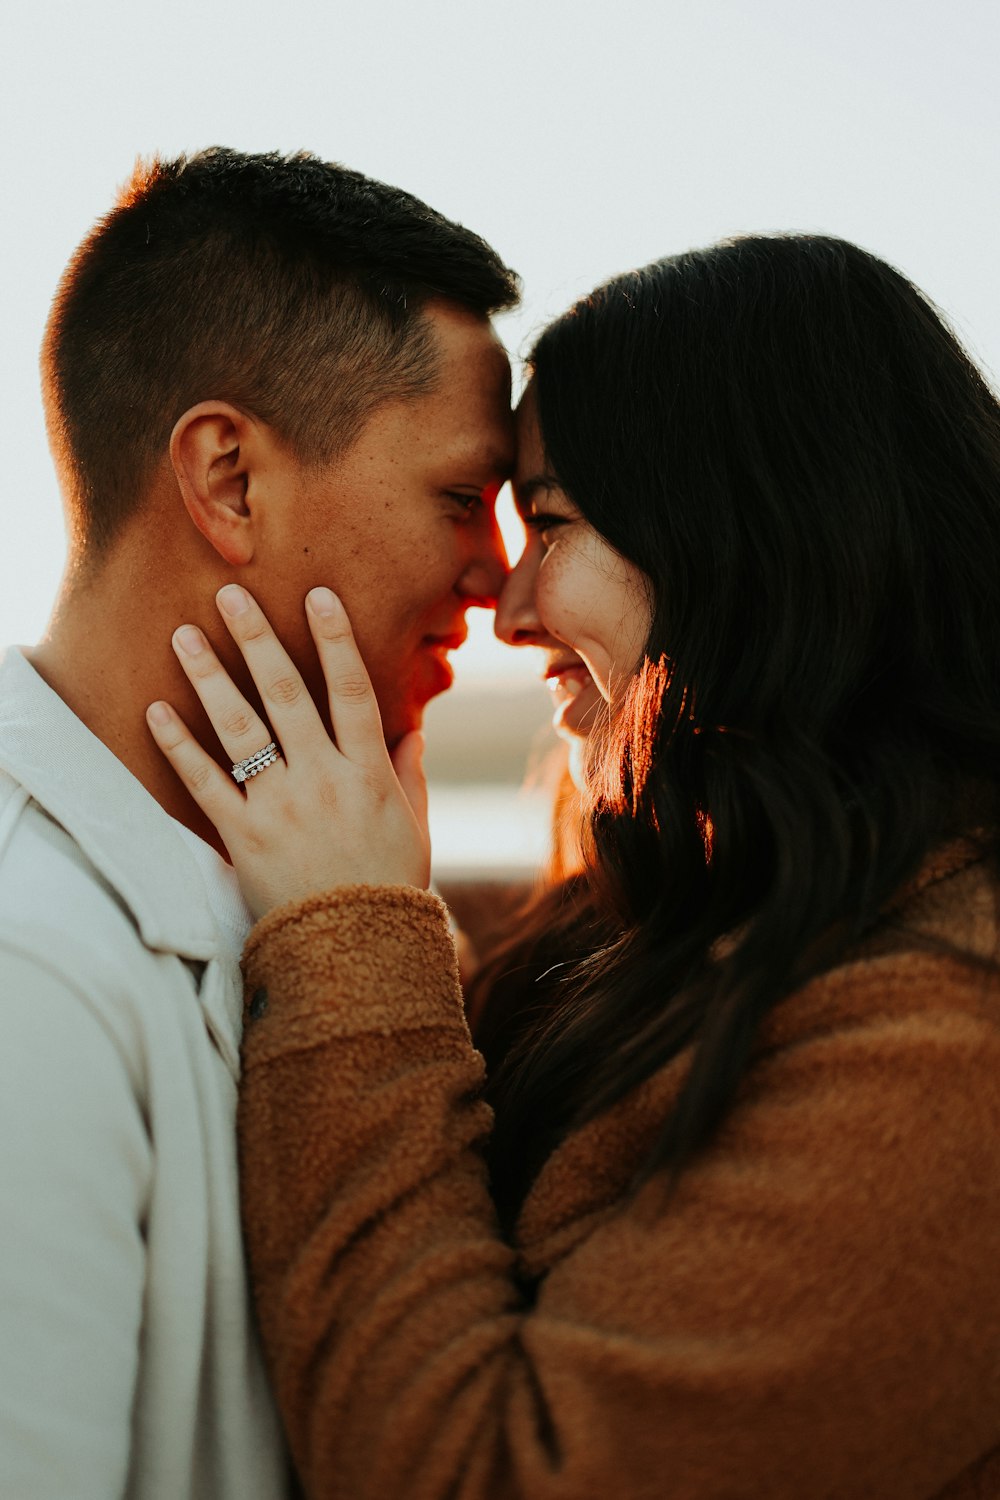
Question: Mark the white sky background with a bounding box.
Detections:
[1,0,998,691]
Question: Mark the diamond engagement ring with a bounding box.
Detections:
[231,741,282,784]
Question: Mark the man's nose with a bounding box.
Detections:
[456,514,510,609]
[494,546,546,646]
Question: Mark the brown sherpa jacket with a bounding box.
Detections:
[238,841,1000,1500]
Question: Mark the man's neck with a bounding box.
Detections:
[29,572,235,860]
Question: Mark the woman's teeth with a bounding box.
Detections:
[550,672,584,698]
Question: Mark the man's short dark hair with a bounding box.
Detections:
[42,147,520,553]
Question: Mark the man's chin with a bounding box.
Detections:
[380,701,425,752]
[379,667,455,749]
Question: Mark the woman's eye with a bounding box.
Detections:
[525,512,569,545]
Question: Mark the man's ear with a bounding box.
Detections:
[170,402,259,566]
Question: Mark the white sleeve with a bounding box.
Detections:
[0,944,151,1500]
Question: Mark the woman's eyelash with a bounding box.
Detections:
[524,512,568,534]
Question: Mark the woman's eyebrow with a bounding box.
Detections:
[513,474,559,516]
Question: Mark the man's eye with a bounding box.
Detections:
[447,492,483,516]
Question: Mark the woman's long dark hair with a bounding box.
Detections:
[480,235,1000,1226]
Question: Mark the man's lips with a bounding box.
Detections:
[423,630,468,654]
[416,630,469,696]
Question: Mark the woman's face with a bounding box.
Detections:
[495,388,652,726]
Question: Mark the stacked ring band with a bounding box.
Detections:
[231,741,282,784]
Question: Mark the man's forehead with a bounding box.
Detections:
[436,426,514,482]
[425,375,515,478]
[425,303,512,391]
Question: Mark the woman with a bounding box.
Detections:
[149,235,1000,1498]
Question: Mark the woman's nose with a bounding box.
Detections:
[495,546,547,646]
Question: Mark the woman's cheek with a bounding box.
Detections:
[534,550,590,655]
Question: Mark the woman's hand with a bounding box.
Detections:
[146,584,430,919]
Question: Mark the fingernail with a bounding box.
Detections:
[218,584,250,617]
[308,587,341,617]
[147,702,171,726]
[174,626,205,657]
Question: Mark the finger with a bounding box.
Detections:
[216,584,326,751]
[146,701,245,826]
[171,623,275,768]
[390,731,429,835]
[305,588,389,767]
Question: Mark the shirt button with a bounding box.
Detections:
[249,986,269,1020]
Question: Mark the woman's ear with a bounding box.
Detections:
[170,402,258,566]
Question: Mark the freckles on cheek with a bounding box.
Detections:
[535,555,585,645]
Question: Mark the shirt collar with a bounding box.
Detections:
[0,646,219,961]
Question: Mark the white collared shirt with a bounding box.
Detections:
[0,648,288,1500]
[170,819,255,964]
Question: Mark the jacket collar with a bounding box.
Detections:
[0,646,219,962]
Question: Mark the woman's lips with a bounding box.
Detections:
[547,662,590,703]
[545,662,601,737]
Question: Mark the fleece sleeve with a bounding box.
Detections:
[0,942,150,1500]
[238,885,1000,1500]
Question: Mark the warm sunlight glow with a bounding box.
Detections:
[496,482,527,568]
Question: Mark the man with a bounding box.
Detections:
[0,148,517,1498]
